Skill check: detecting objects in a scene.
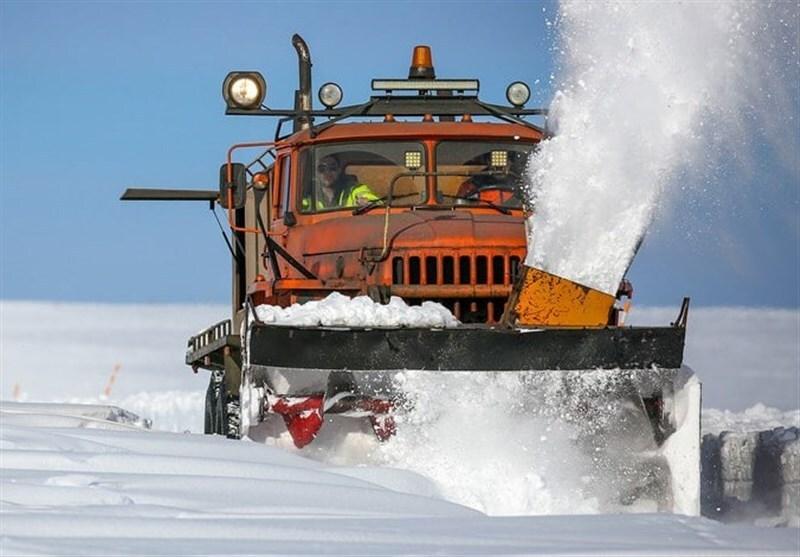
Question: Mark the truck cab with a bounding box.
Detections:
[151,36,547,438]
[218,39,546,336]
[243,122,542,324]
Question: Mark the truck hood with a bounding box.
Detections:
[293,210,527,257]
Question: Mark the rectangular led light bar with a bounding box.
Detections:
[372,79,480,92]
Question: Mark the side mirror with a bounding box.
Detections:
[219,163,247,209]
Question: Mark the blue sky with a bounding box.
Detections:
[1,1,797,307]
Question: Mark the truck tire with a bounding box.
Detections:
[204,379,216,434]
[205,370,227,436]
[215,382,227,435]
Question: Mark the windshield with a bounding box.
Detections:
[435,141,536,209]
[298,141,427,213]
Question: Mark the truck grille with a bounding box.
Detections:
[390,252,523,323]
[392,253,522,286]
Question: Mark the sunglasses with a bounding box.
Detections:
[317,163,339,172]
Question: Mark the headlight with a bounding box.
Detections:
[222,72,267,109]
[318,82,343,108]
[506,81,530,108]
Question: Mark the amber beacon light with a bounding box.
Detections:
[409,46,435,79]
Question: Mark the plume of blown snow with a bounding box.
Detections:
[526,1,799,294]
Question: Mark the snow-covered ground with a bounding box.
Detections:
[1,301,798,555]
[2,401,798,556]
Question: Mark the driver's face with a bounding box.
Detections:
[317,157,341,188]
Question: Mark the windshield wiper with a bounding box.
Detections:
[439,194,512,215]
[352,193,419,215]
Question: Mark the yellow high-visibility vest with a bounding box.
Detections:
[302,183,379,210]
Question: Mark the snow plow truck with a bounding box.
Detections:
[122,35,701,514]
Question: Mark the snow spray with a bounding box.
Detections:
[372,371,602,515]
[272,369,672,516]
[526,1,799,294]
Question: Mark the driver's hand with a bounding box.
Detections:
[355,195,370,206]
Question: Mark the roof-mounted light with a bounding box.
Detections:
[404,150,423,170]
[318,82,343,108]
[506,81,531,107]
[372,79,480,93]
[490,150,509,168]
[222,72,267,110]
[409,45,435,79]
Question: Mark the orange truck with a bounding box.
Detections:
[123,35,700,514]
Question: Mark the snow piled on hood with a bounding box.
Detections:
[253,292,459,328]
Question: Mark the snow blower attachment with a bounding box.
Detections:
[237,265,700,513]
[123,35,701,515]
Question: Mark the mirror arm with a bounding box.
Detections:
[224,141,276,234]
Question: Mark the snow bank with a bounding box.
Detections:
[0,402,150,432]
[2,403,797,556]
[253,292,459,328]
[1,300,218,403]
[65,390,205,433]
[702,424,799,527]
[704,405,800,436]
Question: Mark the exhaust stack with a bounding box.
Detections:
[292,34,312,132]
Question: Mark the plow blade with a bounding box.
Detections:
[247,323,685,372]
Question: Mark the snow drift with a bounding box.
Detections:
[2,403,797,556]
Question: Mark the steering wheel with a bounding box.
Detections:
[470,184,517,205]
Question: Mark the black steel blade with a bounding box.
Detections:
[247,325,685,371]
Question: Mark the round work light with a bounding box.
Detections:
[506,81,531,108]
[222,72,267,109]
[318,82,343,108]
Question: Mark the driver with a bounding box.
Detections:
[456,151,528,200]
[303,154,378,210]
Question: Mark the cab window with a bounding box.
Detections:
[298,141,426,213]
[278,155,291,217]
[435,141,535,208]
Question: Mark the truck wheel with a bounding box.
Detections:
[214,381,227,435]
[225,397,241,439]
[205,370,226,436]
[203,370,241,438]
[204,379,216,434]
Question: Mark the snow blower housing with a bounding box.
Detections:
[122,36,701,515]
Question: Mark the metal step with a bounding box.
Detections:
[186,319,240,370]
